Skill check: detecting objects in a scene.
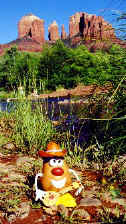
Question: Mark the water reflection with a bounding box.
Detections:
[0,101,14,112]
[0,98,125,161]
[0,98,92,148]
[0,97,90,118]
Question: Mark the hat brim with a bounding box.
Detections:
[38,149,67,158]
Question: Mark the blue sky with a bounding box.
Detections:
[0,0,124,44]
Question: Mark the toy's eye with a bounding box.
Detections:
[57,159,63,167]
[49,159,57,167]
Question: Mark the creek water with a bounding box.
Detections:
[0,98,95,146]
[0,98,118,153]
[0,100,14,112]
[0,97,90,118]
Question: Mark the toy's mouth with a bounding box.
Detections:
[51,177,66,188]
[51,167,64,176]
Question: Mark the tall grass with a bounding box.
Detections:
[11,100,56,154]
[0,90,16,99]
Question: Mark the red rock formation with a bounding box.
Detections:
[31,19,44,43]
[1,11,126,56]
[0,37,42,55]
[18,14,45,43]
[61,25,67,39]
[48,21,60,41]
[69,12,80,38]
[69,12,116,41]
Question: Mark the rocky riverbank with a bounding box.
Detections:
[0,148,126,224]
[28,84,112,100]
[0,86,126,223]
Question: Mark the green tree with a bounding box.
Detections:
[0,46,19,89]
[38,41,74,90]
[0,47,40,93]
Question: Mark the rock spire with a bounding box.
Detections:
[48,21,60,41]
[18,14,45,43]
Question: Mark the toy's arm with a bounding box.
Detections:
[35,173,47,201]
[69,169,84,195]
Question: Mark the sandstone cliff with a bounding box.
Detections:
[48,21,60,41]
[18,13,45,43]
[69,12,116,45]
[61,24,67,39]
[0,11,126,55]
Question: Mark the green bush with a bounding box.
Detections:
[0,42,126,92]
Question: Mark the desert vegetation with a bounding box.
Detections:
[0,40,126,96]
[0,40,126,223]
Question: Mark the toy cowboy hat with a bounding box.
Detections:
[38,141,67,157]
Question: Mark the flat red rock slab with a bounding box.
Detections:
[82,169,102,182]
[0,216,9,224]
[10,208,60,224]
[0,155,18,164]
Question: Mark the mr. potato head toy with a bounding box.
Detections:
[35,142,84,207]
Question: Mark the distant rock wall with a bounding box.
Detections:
[0,12,121,55]
[18,12,116,44]
[69,12,116,41]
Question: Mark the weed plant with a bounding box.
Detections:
[0,75,125,165]
[78,76,126,171]
[11,99,56,154]
[58,77,126,169]
[0,90,16,99]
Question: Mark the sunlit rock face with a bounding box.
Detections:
[48,21,60,41]
[1,11,125,55]
[69,12,116,42]
[18,14,45,43]
[61,24,67,40]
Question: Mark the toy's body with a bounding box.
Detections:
[35,142,83,207]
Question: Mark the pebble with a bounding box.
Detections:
[3,143,16,150]
[16,202,31,219]
[6,213,16,223]
[72,208,90,221]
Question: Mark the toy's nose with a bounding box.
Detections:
[51,167,64,176]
